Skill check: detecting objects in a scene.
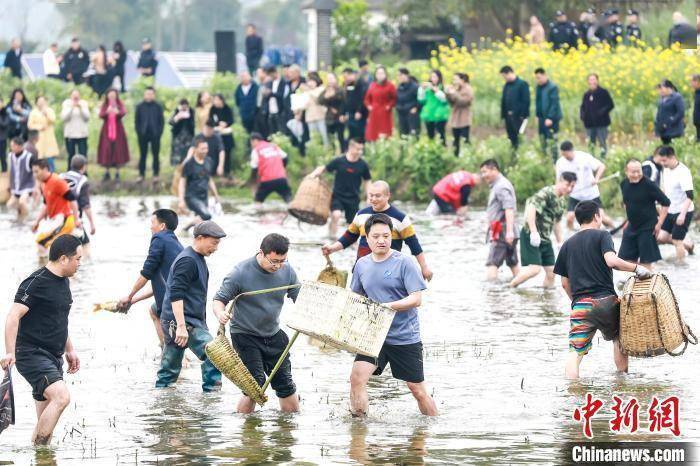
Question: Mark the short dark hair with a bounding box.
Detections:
[499,65,513,74]
[348,137,364,146]
[264,65,277,74]
[480,158,500,171]
[10,136,24,146]
[534,67,546,75]
[27,129,39,141]
[560,171,578,183]
[49,234,82,261]
[307,71,323,86]
[455,72,470,83]
[358,59,368,67]
[657,145,675,157]
[560,140,574,151]
[250,132,264,142]
[364,213,393,235]
[144,86,155,92]
[204,118,216,128]
[31,158,49,170]
[692,74,700,83]
[193,135,208,147]
[398,67,410,76]
[342,67,355,74]
[260,233,289,255]
[574,200,600,225]
[625,157,641,167]
[70,154,87,171]
[153,208,178,231]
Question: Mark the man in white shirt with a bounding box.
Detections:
[657,145,694,260]
[42,43,61,79]
[555,141,613,230]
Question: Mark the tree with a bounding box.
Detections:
[332,0,384,63]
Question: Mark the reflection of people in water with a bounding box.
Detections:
[349,422,427,465]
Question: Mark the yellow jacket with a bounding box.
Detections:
[28,107,60,158]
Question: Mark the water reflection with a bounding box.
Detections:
[349,422,427,465]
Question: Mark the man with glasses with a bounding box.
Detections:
[213,233,301,414]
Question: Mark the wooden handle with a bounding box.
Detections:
[261,331,299,393]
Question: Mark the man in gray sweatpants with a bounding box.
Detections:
[213,233,300,414]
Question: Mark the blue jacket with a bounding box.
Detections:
[140,230,183,313]
[235,82,259,122]
[161,246,209,328]
[655,92,685,139]
[536,80,562,121]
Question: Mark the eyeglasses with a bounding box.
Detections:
[264,255,287,267]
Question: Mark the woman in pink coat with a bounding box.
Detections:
[363,66,397,142]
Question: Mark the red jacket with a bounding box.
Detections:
[363,81,397,142]
[252,140,287,182]
[433,171,475,209]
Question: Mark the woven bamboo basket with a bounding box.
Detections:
[288,176,331,225]
[0,172,9,204]
[286,281,395,357]
[620,274,697,357]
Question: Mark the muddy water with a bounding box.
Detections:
[0,197,698,465]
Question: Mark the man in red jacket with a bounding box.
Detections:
[426,170,481,216]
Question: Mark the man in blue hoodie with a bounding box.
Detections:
[119,209,183,346]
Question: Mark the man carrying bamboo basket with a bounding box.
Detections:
[349,213,437,416]
[213,233,301,414]
[156,221,225,391]
[554,201,652,379]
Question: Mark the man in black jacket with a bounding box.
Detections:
[548,10,579,50]
[62,38,90,84]
[135,87,164,181]
[260,66,287,136]
[692,74,700,143]
[137,38,158,77]
[245,24,264,73]
[396,68,420,137]
[3,38,23,79]
[343,68,368,141]
[500,66,530,150]
[579,73,615,158]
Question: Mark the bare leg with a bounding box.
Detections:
[349,361,376,416]
[656,231,672,245]
[640,262,652,271]
[672,240,686,261]
[329,210,342,238]
[599,208,615,228]
[33,381,71,445]
[237,396,256,414]
[149,306,164,346]
[485,265,499,281]
[613,339,628,373]
[406,382,438,416]
[279,393,300,413]
[566,212,575,230]
[542,266,555,288]
[509,264,520,279]
[565,352,584,380]
[510,265,542,288]
[31,399,49,442]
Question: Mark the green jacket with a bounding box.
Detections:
[418,85,450,122]
[535,80,562,121]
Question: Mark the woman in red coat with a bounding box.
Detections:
[97,88,130,181]
[363,66,397,142]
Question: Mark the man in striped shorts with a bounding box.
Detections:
[553,201,652,379]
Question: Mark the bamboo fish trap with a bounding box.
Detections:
[288,176,332,225]
[205,284,302,406]
[620,274,697,357]
[286,281,395,357]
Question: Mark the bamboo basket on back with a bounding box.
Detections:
[287,281,395,357]
[288,176,331,225]
[619,274,697,357]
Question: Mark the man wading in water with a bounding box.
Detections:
[554,201,652,379]
[119,209,184,346]
[349,213,437,416]
[213,233,301,414]
[1,235,82,444]
[322,180,433,281]
[157,221,224,391]
[510,172,577,288]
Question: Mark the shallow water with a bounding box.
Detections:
[0,197,698,465]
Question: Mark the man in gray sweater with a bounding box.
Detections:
[213,233,300,414]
